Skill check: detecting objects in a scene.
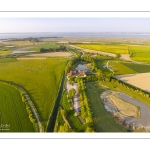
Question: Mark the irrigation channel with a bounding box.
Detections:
[47,72,66,132]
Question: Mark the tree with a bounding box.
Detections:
[96,69,102,81]
[85,127,95,132]
[116,53,120,58]
[68,88,76,99]
[61,109,67,117]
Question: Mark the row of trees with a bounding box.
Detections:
[78,79,94,131]
[111,77,150,98]
[40,45,67,53]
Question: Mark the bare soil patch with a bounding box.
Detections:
[27,52,72,57]
[115,73,150,92]
[3,41,34,46]
[119,54,131,61]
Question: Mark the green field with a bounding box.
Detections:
[85,82,127,132]
[0,57,68,131]
[0,58,17,63]
[0,82,34,132]
[30,42,60,52]
[122,63,150,73]
[75,44,129,54]
[130,45,150,63]
[108,61,136,75]
[0,49,11,55]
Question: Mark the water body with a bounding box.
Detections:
[11,50,36,54]
[1,32,150,40]
[75,64,89,70]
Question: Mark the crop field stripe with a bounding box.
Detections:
[12,96,23,131]
[0,82,34,132]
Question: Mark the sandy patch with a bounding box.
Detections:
[115,73,150,92]
[17,57,46,60]
[27,52,72,57]
[119,54,131,61]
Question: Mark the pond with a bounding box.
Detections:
[11,50,36,54]
[75,64,89,70]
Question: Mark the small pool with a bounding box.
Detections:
[75,64,89,70]
[11,50,36,54]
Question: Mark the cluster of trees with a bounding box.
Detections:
[82,56,106,82]
[65,57,80,73]
[111,77,150,98]
[78,79,94,131]
[128,46,134,58]
[81,56,98,72]
[115,53,120,58]
[40,45,67,53]
[68,88,76,99]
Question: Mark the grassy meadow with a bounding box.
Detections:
[30,42,60,52]
[108,61,136,75]
[108,95,140,118]
[75,44,129,54]
[122,63,150,73]
[0,57,68,131]
[0,82,34,132]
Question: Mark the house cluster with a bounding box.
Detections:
[67,69,88,77]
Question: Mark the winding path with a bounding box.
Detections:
[106,61,114,74]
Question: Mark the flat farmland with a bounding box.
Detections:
[2,40,34,46]
[0,82,34,132]
[30,42,60,52]
[0,57,68,130]
[108,61,136,75]
[122,63,150,73]
[130,45,150,63]
[27,52,72,57]
[115,73,150,92]
[74,44,129,54]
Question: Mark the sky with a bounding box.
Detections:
[0,18,150,33]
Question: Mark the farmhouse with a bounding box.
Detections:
[67,69,88,77]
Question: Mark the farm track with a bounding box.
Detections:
[106,61,114,74]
